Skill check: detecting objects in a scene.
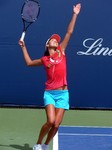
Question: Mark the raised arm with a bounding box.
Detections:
[18,40,43,66]
[60,3,81,52]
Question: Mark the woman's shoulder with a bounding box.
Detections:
[41,55,50,62]
[58,45,65,56]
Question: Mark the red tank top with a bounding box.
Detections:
[41,46,67,90]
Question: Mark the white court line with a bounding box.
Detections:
[53,131,58,150]
[53,126,112,150]
[60,125,112,129]
[59,133,112,137]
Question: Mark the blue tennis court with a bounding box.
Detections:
[53,126,112,150]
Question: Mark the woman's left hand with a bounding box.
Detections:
[73,3,81,15]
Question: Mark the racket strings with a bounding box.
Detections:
[22,1,40,22]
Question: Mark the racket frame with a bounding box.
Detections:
[20,0,40,41]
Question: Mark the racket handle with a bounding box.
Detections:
[20,31,26,41]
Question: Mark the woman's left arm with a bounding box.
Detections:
[60,3,81,52]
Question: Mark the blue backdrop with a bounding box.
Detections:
[0,0,112,109]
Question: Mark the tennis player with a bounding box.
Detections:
[18,3,81,150]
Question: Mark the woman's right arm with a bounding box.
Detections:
[18,40,43,67]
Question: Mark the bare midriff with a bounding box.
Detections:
[54,85,68,90]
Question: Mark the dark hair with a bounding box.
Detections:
[44,49,49,56]
[44,38,50,56]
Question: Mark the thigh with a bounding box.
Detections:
[55,108,65,126]
[45,104,56,123]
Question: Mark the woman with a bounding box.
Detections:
[18,3,81,150]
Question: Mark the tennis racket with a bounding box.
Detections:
[20,0,40,41]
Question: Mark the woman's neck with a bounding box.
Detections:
[48,47,57,56]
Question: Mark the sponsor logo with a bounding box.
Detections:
[77,38,112,56]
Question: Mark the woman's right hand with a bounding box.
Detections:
[18,40,25,48]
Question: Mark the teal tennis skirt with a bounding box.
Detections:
[43,90,69,110]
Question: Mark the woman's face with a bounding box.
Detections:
[48,38,59,48]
